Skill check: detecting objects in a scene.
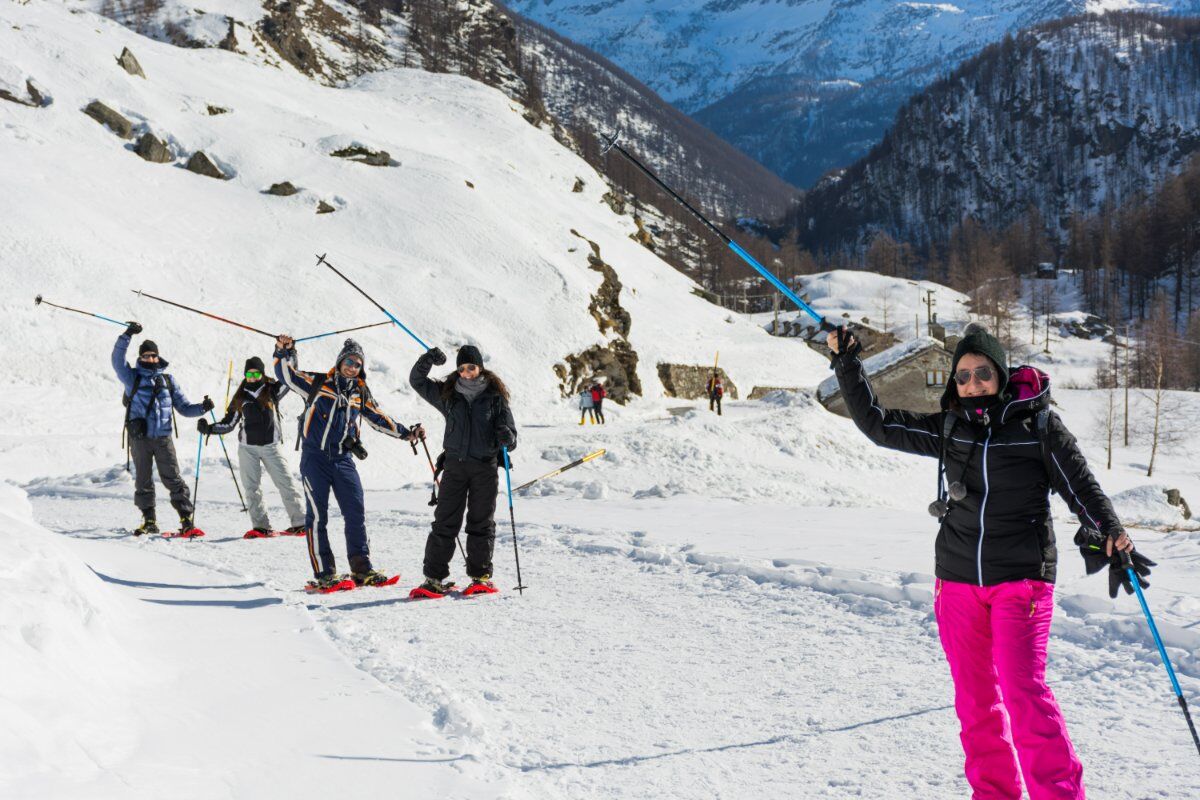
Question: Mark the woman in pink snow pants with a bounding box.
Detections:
[827,323,1140,799]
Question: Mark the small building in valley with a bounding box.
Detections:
[817,336,952,416]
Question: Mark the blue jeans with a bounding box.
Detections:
[300,448,369,577]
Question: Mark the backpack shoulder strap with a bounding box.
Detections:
[1035,408,1055,492]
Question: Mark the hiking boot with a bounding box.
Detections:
[409,577,454,599]
[133,517,158,536]
[179,516,195,532]
[462,575,498,596]
[314,573,352,591]
[283,525,308,537]
[352,570,394,587]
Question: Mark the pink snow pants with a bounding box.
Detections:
[934,578,1084,799]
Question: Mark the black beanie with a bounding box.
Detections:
[457,344,483,367]
[942,323,1009,407]
[244,356,265,373]
[139,339,159,356]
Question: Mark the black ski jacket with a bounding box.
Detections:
[209,380,288,446]
[834,355,1122,586]
[410,351,517,464]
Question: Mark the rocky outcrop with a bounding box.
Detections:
[556,230,640,402]
[265,181,299,196]
[331,145,393,166]
[185,151,225,179]
[206,105,230,116]
[317,200,336,214]
[657,365,736,400]
[83,100,132,138]
[116,47,145,78]
[135,133,172,163]
[555,341,640,404]
[572,177,585,193]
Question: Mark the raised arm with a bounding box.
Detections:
[111,332,137,391]
[829,329,942,458]
[409,347,448,409]
[273,335,315,395]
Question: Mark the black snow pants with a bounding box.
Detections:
[131,435,192,518]
[423,457,498,580]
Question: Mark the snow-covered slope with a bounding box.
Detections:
[0,0,825,481]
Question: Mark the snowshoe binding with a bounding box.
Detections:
[281,525,308,537]
[163,516,204,538]
[133,517,159,536]
[409,578,455,600]
[461,576,498,597]
[304,574,356,594]
[243,528,278,539]
[352,570,401,588]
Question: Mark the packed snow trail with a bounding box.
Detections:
[31,482,1200,798]
[3,497,500,799]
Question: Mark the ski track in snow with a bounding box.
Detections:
[33,491,1200,798]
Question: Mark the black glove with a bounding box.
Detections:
[497,426,515,448]
[829,326,862,367]
[201,396,215,412]
[125,321,143,337]
[197,419,210,435]
[1109,549,1155,599]
[427,347,447,366]
[1074,527,1110,575]
[1076,527,1155,598]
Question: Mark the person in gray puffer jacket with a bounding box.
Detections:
[409,344,517,597]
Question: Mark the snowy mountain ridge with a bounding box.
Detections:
[510,0,1200,185]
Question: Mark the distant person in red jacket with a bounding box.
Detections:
[707,373,724,415]
[590,382,607,424]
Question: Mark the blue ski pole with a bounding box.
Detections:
[501,446,527,594]
[599,133,833,330]
[314,254,431,350]
[35,294,127,327]
[1124,550,1200,757]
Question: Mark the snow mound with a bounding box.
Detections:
[1111,484,1199,531]
[0,482,143,788]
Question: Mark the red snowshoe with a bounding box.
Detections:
[304,575,356,594]
[280,526,308,537]
[461,578,499,597]
[243,528,279,539]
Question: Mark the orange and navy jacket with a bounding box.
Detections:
[274,348,407,457]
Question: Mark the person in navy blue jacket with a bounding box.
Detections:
[274,334,420,589]
[112,323,211,535]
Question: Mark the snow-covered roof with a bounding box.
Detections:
[817,336,943,401]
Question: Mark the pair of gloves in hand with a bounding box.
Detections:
[1074,527,1155,598]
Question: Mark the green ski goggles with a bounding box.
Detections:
[245,370,263,379]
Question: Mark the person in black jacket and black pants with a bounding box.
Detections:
[201,357,307,538]
[409,344,517,597]
[828,323,1150,800]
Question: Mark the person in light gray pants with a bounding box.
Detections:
[200,357,306,536]
[237,442,305,532]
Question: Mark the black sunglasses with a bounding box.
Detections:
[457,364,480,374]
[954,365,995,386]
